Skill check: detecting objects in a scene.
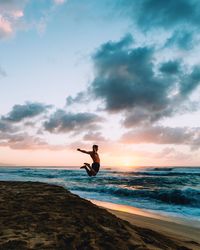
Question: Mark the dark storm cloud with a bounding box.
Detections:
[96,33,133,55]
[92,36,165,112]
[44,109,103,134]
[121,126,200,149]
[116,0,200,51]
[121,0,200,30]
[90,34,200,127]
[164,30,194,50]
[180,66,200,96]
[68,34,200,128]
[159,60,180,75]
[2,102,52,122]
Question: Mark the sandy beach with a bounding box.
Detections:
[92,200,200,243]
[111,209,200,244]
[0,181,199,250]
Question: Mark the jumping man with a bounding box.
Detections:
[77,145,100,176]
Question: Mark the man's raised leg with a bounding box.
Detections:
[83,163,96,176]
[80,164,93,176]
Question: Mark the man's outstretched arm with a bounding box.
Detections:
[77,148,90,154]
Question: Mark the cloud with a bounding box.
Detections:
[155,147,192,161]
[164,30,195,50]
[0,131,61,150]
[0,102,103,150]
[121,0,200,31]
[121,126,200,149]
[44,109,103,134]
[0,15,12,38]
[89,34,200,127]
[0,133,45,150]
[0,126,67,151]
[0,101,52,150]
[66,92,89,106]
[0,0,26,39]
[2,102,51,122]
[0,120,17,133]
[180,66,200,96]
[159,60,180,75]
[91,35,160,112]
[83,132,106,142]
[0,101,55,150]
[123,108,162,127]
[0,0,68,38]
[116,0,200,51]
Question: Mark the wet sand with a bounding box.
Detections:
[0,181,199,250]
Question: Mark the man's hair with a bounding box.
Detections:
[93,144,98,150]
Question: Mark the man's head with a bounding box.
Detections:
[93,144,98,152]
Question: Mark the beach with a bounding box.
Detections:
[111,209,200,245]
[92,200,200,243]
[0,181,199,250]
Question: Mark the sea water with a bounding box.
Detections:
[0,167,200,222]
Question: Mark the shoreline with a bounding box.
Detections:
[90,199,200,228]
[90,199,200,244]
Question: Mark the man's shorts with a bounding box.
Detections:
[92,162,100,173]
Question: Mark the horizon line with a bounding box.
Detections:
[0,165,200,168]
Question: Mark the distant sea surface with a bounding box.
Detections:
[0,167,200,221]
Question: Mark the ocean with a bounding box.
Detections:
[0,167,200,222]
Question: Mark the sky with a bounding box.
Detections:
[0,0,200,168]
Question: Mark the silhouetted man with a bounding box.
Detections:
[77,145,100,176]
